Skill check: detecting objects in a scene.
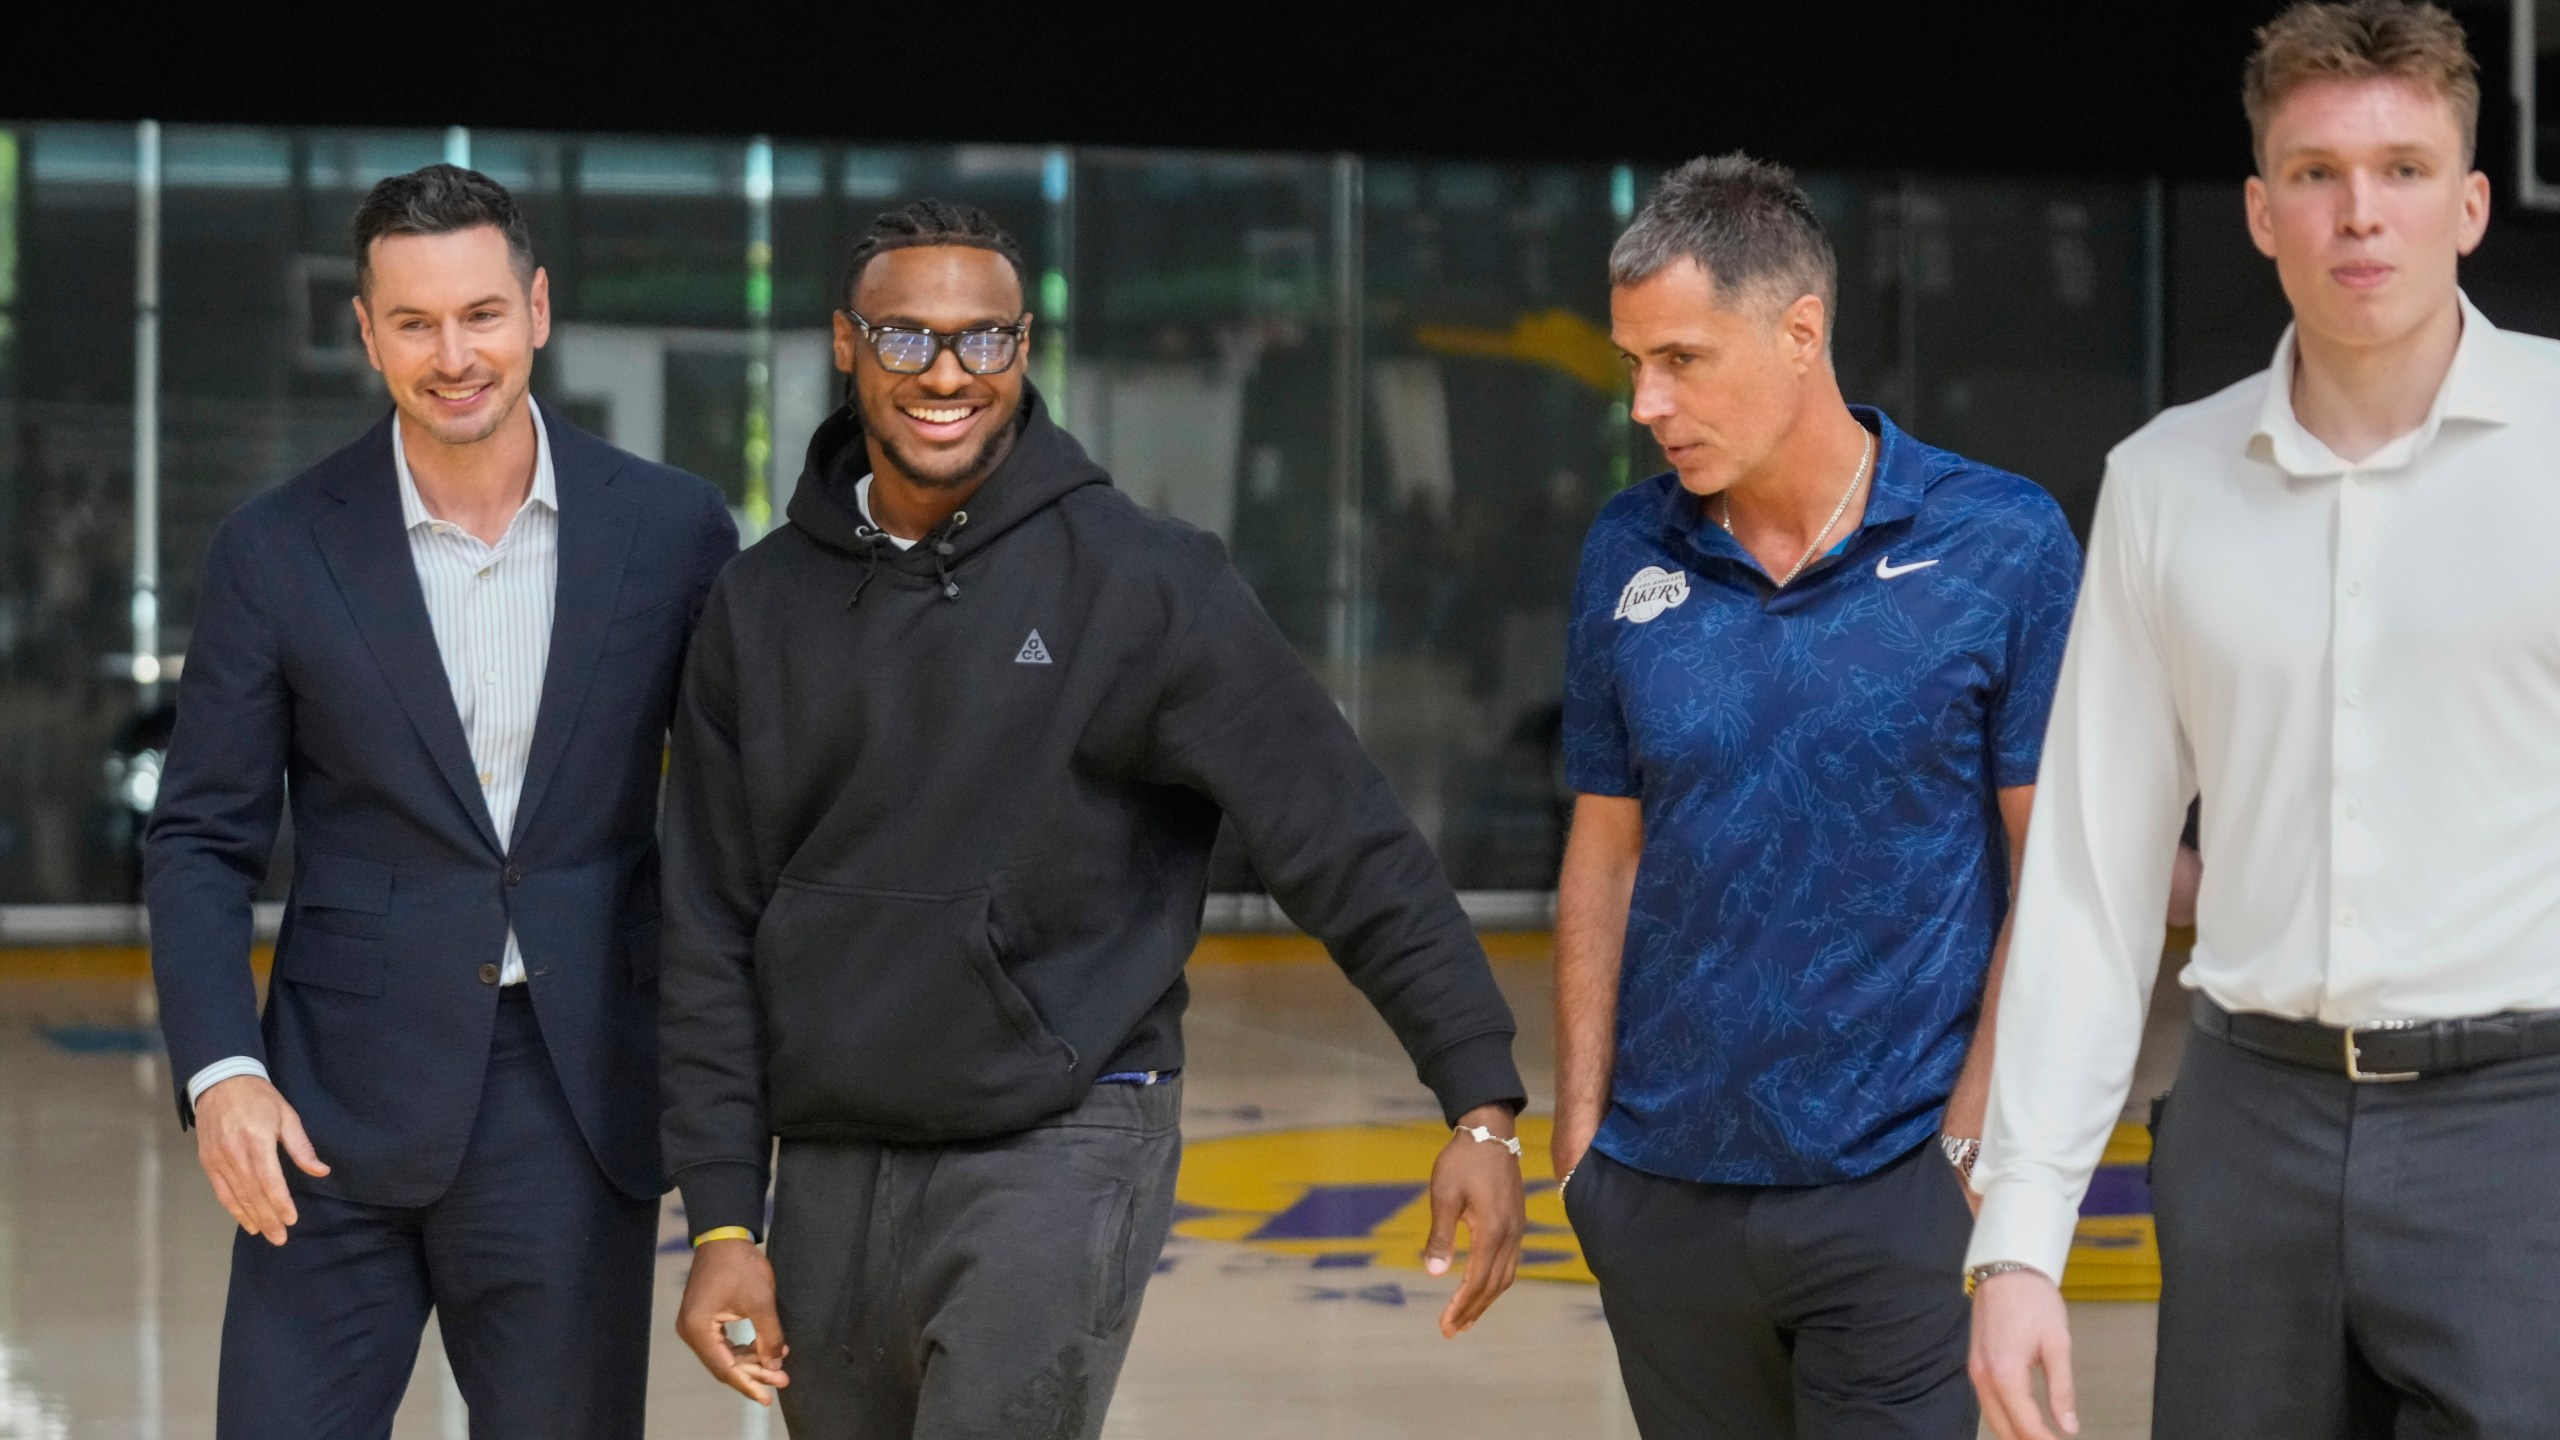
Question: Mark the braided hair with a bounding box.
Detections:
[840,199,1029,309]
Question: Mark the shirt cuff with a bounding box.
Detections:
[1964,1173,2083,1286]
[1415,1030,1527,1126]
[186,1056,271,1108]
[674,1160,771,1242]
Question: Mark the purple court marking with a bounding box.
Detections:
[2079,1164,2152,1217]
[1247,1183,1429,1241]
[1310,1252,1375,1269]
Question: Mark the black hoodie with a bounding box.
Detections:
[660,389,1525,1234]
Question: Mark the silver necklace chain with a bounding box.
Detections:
[1719,429,1873,588]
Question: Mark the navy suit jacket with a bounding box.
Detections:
[144,406,737,1206]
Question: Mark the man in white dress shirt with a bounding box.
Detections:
[1967,5,2560,1437]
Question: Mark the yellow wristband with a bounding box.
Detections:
[691,1226,756,1248]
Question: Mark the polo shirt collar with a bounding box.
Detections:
[2249,291,2521,479]
[1660,405,1923,558]
[394,396,558,532]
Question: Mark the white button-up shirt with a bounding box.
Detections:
[1970,297,2560,1284]
[185,403,559,1106]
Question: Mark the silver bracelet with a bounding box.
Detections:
[1939,1133,1981,1178]
[1453,1123,1523,1158]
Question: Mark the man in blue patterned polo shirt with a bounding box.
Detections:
[1553,154,2081,1438]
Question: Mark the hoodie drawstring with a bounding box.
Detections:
[847,526,887,608]
[929,511,970,601]
[846,511,970,605]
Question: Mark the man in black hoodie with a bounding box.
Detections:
[661,200,1529,1435]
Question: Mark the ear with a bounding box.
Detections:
[2243,175,2279,261]
[2457,168,2491,257]
[1778,292,1828,374]
[351,294,385,375]
[527,267,553,351]
[832,309,860,375]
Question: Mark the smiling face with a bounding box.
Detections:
[353,225,548,447]
[836,245,1031,491]
[1612,258,1824,498]
[2246,75,2488,355]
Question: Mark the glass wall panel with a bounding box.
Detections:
[4,123,142,901]
[0,119,2180,904]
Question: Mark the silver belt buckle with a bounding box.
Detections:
[2343,1020,2422,1082]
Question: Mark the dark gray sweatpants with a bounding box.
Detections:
[2151,1025,2560,1439]
[767,1079,1182,1439]
[1566,1139,1978,1439]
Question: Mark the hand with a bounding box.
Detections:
[677,1238,791,1405]
[1970,1267,2079,1438]
[193,1075,330,1246]
[1424,1104,1526,1338]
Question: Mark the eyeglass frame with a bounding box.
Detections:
[839,307,1032,376]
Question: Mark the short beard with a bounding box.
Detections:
[861,391,1022,492]
[405,380,524,450]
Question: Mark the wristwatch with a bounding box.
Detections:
[1964,1260,2043,1295]
[1939,1133,1980,1178]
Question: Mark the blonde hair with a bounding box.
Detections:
[2244,1,2481,166]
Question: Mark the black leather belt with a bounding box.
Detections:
[2192,994,2560,1082]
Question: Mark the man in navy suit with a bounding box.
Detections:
[144,165,736,1437]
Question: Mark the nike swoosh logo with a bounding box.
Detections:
[1876,556,1940,580]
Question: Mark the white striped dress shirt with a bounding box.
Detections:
[186,403,559,1106]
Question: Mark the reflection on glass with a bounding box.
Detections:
[0,122,2159,902]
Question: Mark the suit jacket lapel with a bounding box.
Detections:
[510,419,637,852]
[312,417,506,856]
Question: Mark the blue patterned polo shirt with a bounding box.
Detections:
[1565,407,2080,1186]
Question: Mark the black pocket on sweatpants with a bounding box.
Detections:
[756,880,1081,1140]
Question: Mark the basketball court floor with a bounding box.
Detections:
[0,938,2182,1438]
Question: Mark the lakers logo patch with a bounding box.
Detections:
[1613,566,1690,624]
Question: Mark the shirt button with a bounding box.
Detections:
[477,963,500,985]
[2342,688,2363,708]
[483,670,498,686]
[477,567,492,579]
[2339,909,2360,929]
[2343,801,2362,820]
[478,770,494,787]
[2345,579,2364,597]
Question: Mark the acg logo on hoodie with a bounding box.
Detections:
[1613,566,1689,624]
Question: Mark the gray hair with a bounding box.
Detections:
[1608,153,1836,322]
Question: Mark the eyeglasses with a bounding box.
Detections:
[842,309,1027,376]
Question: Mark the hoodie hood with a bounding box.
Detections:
[787,385,1110,591]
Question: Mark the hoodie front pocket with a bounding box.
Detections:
[756,879,1082,1141]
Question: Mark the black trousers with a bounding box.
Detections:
[768,1077,1183,1439]
[215,989,659,1439]
[1567,1140,1978,1439]
[2151,1023,2560,1439]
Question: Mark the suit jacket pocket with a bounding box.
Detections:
[599,594,683,657]
[292,852,394,940]
[274,924,388,997]
[756,880,1082,1141]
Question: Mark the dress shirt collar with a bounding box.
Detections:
[393,397,558,532]
[2249,292,2526,479]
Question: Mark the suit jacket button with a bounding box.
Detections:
[477,963,500,985]
[504,866,523,886]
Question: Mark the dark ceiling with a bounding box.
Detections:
[6,3,2520,180]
